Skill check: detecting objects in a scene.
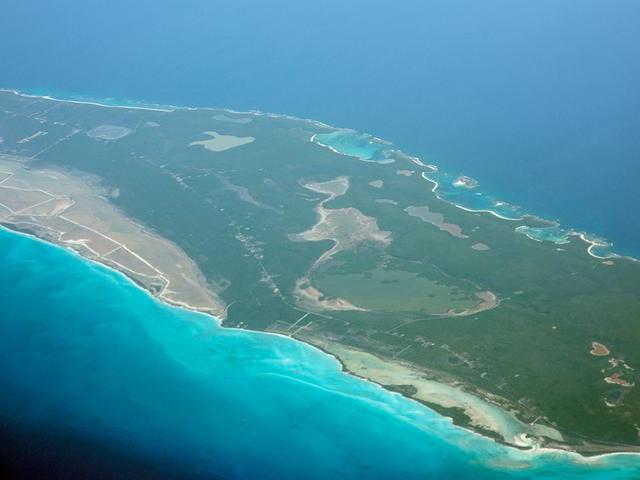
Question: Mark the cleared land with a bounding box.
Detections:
[190,130,255,152]
[0,156,225,317]
[87,124,132,140]
[290,177,391,312]
[405,205,468,239]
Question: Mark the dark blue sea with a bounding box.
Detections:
[1,1,640,478]
[2,0,639,255]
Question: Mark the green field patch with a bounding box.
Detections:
[313,260,478,314]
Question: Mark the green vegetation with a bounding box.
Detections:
[314,249,479,313]
[1,90,639,451]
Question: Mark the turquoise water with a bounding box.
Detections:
[312,130,527,220]
[313,130,393,163]
[515,226,571,245]
[312,130,624,258]
[1,230,640,478]
[1,1,638,475]
[422,170,525,221]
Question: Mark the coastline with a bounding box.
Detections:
[7,226,640,478]
[2,222,639,462]
[420,171,523,221]
[416,168,633,261]
[2,88,640,459]
[300,336,640,459]
[6,84,637,262]
[0,223,223,321]
[307,121,635,262]
[0,88,335,131]
[0,157,226,319]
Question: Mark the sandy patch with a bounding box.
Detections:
[290,177,391,312]
[293,282,365,312]
[217,175,281,214]
[0,186,53,212]
[87,125,132,140]
[440,291,498,318]
[604,373,634,387]
[190,131,255,152]
[310,340,563,446]
[472,242,490,251]
[454,176,478,188]
[291,177,391,258]
[0,155,226,318]
[405,205,467,239]
[590,342,610,356]
[305,176,350,197]
[368,180,384,188]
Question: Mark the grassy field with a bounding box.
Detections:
[1,90,639,451]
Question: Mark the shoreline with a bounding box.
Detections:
[5,86,635,261]
[0,158,227,319]
[415,170,635,261]
[2,88,640,459]
[306,338,640,459]
[309,121,636,261]
[0,88,335,131]
[0,224,223,323]
[3,223,640,462]
[292,335,640,461]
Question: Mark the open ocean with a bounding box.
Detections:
[2,1,640,478]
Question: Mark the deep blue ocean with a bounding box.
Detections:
[2,0,639,255]
[2,1,640,478]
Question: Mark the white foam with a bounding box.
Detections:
[420,173,523,221]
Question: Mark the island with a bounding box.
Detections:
[1,89,639,454]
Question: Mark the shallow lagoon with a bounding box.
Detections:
[313,130,393,163]
[313,128,623,259]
